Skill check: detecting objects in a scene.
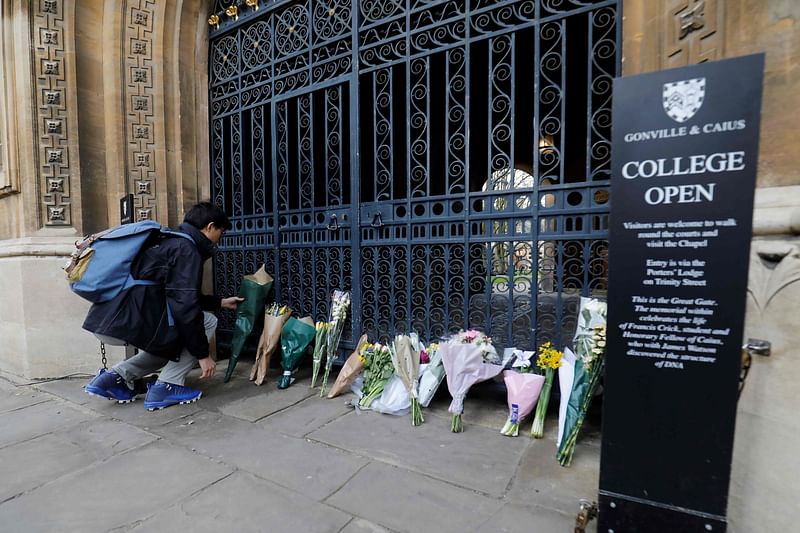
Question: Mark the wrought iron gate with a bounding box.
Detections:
[209,0,619,353]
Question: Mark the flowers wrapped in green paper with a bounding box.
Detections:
[556,298,607,466]
[277,316,315,389]
[224,265,272,382]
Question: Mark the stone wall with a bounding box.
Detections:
[0,0,212,378]
[622,1,800,531]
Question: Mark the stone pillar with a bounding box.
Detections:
[621,1,800,531]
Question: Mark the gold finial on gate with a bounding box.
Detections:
[246,0,260,11]
[225,4,239,20]
[208,14,220,29]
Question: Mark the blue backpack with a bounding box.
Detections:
[65,220,194,303]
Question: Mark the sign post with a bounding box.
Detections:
[599,54,764,531]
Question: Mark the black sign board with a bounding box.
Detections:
[599,54,764,531]
[120,193,134,225]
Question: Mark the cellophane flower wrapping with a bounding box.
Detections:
[391,335,424,425]
[531,342,564,438]
[277,316,315,389]
[440,342,503,432]
[327,334,369,399]
[320,290,351,397]
[359,342,394,408]
[500,370,545,437]
[557,297,608,466]
[418,342,444,407]
[556,347,577,447]
[224,265,273,383]
[310,322,329,388]
[250,303,291,386]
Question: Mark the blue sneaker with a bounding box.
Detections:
[143,381,202,411]
[84,369,136,403]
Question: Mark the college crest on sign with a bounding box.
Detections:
[662,78,705,123]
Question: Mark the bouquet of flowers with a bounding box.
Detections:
[557,298,608,466]
[250,303,291,385]
[531,342,564,438]
[417,342,444,407]
[500,369,545,437]
[320,290,351,397]
[359,342,394,408]
[224,265,272,382]
[310,321,329,389]
[441,335,503,432]
[277,316,315,389]
[391,335,424,426]
[451,329,501,364]
[327,334,369,399]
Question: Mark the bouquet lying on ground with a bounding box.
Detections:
[418,342,443,407]
[391,335,424,426]
[557,298,608,466]
[327,334,369,399]
[500,357,545,437]
[224,265,272,382]
[251,303,291,385]
[277,316,315,389]
[359,342,394,408]
[531,342,564,438]
[310,321,329,388]
[441,332,503,432]
[320,290,351,397]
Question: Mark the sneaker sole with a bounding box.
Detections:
[144,393,202,411]
[84,389,136,404]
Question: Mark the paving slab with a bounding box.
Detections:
[131,470,351,533]
[472,503,588,533]
[0,433,97,502]
[0,440,233,533]
[53,417,159,461]
[0,386,50,413]
[340,518,395,533]
[505,417,600,515]
[326,462,503,533]
[257,393,354,438]
[0,399,95,449]
[308,409,528,497]
[217,380,316,422]
[33,377,93,405]
[152,410,369,501]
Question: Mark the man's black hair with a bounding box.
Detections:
[183,202,232,230]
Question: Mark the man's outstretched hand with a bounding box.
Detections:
[221,296,245,310]
[199,356,216,379]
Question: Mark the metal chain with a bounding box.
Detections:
[100,342,108,370]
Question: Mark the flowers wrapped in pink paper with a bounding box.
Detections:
[440,342,503,433]
[500,370,545,437]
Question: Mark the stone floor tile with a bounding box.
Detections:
[0,400,95,449]
[471,503,590,533]
[326,462,503,533]
[131,471,351,533]
[153,410,369,501]
[308,409,528,497]
[53,417,158,461]
[0,386,50,413]
[339,518,396,533]
[217,380,316,421]
[0,441,232,533]
[257,393,354,438]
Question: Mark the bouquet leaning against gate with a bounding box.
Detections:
[277,316,316,389]
[310,322,329,389]
[530,342,564,438]
[251,303,292,386]
[327,334,369,399]
[391,335,424,426]
[557,298,607,466]
[500,350,545,437]
[359,342,394,408]
[320,290,351,397]
[441,330,503,433]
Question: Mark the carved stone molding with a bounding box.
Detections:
[124,0,158,222]
[663,0,724,69]
[32,0,75,226]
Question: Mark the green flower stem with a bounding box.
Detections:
[531,368,555,439]
[411,398,424,426]
[451,413,463,433]
[319,357,336,397]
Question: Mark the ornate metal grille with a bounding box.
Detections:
[209,0,619,353]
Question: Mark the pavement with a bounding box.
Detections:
[0,360,601,533]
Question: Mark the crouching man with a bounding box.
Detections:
[83,202,242,410]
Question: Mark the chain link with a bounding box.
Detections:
[100,342,108,370]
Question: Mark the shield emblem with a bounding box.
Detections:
[662,78,705,123]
